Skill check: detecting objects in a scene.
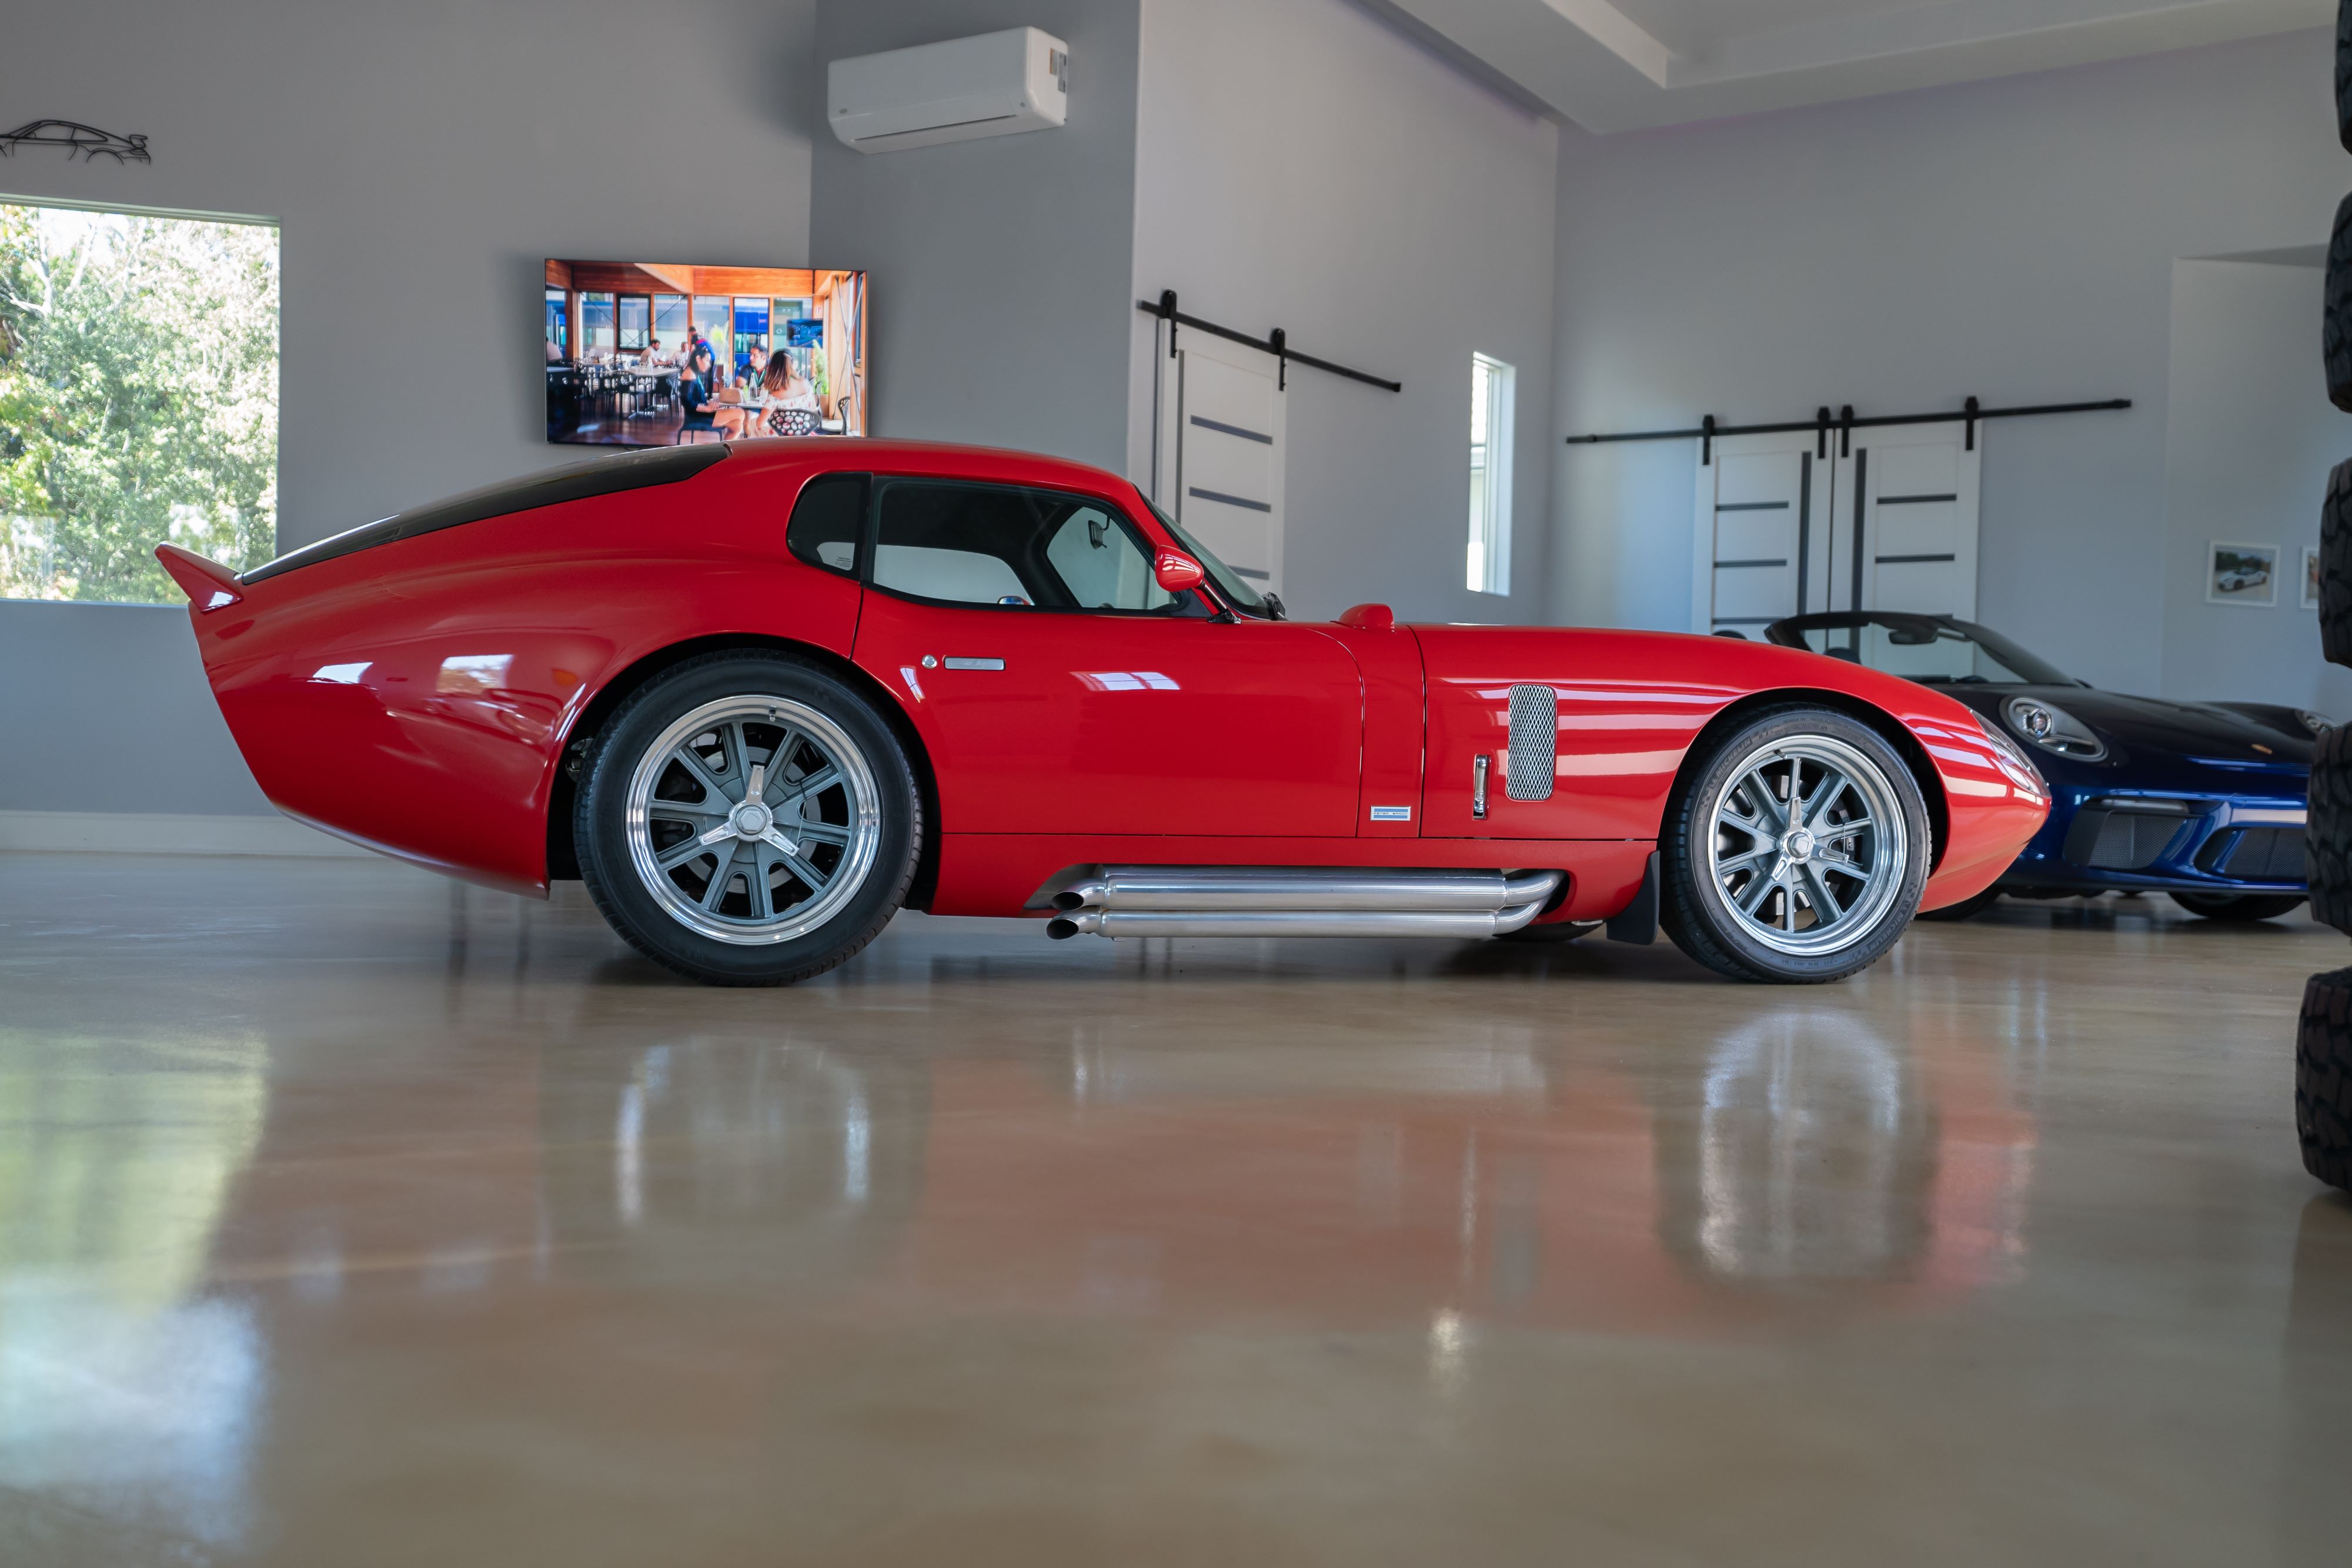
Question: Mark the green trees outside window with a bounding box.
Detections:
[0,202,279,604]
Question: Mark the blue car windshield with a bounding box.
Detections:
[1772,614,2082,687]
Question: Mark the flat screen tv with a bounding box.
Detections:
[543,260,867,447]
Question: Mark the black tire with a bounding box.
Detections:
[2340,0,2352,155]
[2310,724,2352,936]
[2298,967,2352,1191]
[2330,191,2352,413]
[574,651,920,985]
[2169,891,2305,922]
[1916,883,2002,922]
[1659,706,1932,983]
[2323,460,2352,668]
[1495,920,1602,944]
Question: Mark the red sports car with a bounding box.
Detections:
[158,440,2047,985]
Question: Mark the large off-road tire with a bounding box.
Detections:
[1659,706,1931,983]
[574,651,920,985]
[2298,967,2352,1191]
[2339,0,2352,155]
[2310,725,2352,936]
[2170,891,2306,922]
[2323,460,2352,668]
[1916,883,2002,922]
[2330,192,2352,413]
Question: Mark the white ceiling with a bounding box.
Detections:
[1366,0,2329,131]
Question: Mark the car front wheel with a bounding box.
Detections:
[574,652,920,985]
[2170,891,2305,922]
[1660,707,1930,983]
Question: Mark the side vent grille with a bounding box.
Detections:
[1506,684,1557,802]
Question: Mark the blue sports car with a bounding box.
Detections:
[1762,612,2323,922]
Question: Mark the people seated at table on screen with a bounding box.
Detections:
[760,352,823,437]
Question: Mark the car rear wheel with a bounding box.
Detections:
[574,653,920,985]
[2169,891,2305,922]
[1661,707,1930,983]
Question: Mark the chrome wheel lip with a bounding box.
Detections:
[624,696,882,947]
[1700,733,1908,958]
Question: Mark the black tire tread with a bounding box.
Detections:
[573,650,920,987]
[2310,726,2352,937]
[2321,459,2352,668]
[2298,967,2352,1191]
[2328,192,2352,414]
[2339,0,2352,155]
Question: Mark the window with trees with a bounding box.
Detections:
[0,200,279,604]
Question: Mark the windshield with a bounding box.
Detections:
[1143,499,1276,618]
[1770,614,2080,687]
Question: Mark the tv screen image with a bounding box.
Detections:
[543,260,866,447]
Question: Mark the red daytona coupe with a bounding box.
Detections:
[157,440,2048,985]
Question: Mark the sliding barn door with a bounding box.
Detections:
[1829,423,1981,618]
[1152,331,1287,594]
[1689,433,1834,636]
[1690,423,1983,631]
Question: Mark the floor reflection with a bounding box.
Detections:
[0,1028,269,1554]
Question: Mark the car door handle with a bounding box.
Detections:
[943,657,1004,671]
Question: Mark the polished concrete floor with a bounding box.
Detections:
[4,852,2351,1565]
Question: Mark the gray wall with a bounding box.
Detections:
[0,0,818,814]
[2161,258,2352,712]
[1548,28,2343,697]
[809,0,1142,473]
[1125,0,1560,625]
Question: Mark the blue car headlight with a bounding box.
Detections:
[2297,708,2334,735]
[2004,696,2107,761]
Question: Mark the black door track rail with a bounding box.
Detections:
[1568,395,2131,464]
[1140,290,1400,393]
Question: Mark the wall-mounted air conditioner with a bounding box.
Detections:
[828,27,1068,154]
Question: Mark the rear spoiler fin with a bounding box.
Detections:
[155,544,245,611]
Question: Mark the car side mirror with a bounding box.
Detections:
[1153,550,1205,593]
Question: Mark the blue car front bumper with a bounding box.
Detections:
[2003,779,2307,895]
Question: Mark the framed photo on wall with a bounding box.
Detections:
[2207,541,2278,607]
[2305,546,2323,610]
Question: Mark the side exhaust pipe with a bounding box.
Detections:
[1041,866,1565,941]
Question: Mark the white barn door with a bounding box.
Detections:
[1830,423,1980,618]
[1691,422,1982,631]
[1689,433,1833,636]
[1154,332,1287,594]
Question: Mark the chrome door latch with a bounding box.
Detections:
[1472,754,1489,820]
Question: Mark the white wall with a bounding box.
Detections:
[1127,0,1559,624]
[1549,28,2344,697]
[810,0,1142,473]
[2161,258,2352,713]
[0,0,820,815]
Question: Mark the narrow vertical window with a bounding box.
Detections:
[1467,353,1514,595]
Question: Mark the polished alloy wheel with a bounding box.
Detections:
[624,696,881,945]
[1705,734,1908,957]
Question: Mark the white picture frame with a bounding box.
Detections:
[2207,541,2278,607]
[2304,545,2323,610]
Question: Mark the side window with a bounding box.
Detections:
[786,472,867,576]
[871,480,1173,611]
[1044,504,1171,611]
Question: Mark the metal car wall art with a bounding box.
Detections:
[0,120,151,163]
[158,441,2047,987]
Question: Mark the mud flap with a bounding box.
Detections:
[1606,851,1659,945]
